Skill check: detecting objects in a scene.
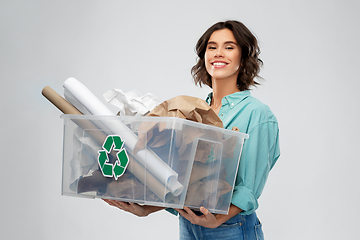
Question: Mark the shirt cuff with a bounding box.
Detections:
[231,186,259,215]
[165,208,178,216]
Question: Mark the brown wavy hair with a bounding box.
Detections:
[191,20,263,91]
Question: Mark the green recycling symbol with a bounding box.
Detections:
[97,135,129,180]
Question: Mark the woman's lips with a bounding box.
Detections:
[212,61,228,68]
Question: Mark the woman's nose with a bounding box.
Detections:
[214,49,224,57]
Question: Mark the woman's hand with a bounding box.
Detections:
[176,204,242,229]
[176,206,222,229]
[102,199,164,217]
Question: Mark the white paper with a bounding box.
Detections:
[103,89,159,116]
[64,89,92,115]
[69,128,100,191]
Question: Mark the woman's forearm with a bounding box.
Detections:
[144,205,166,216]
[214,204,242,225]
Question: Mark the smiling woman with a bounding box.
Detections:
[204,29,242,95]
[191,21,263,92]
[175,20,279,240]
[103,20,280,240]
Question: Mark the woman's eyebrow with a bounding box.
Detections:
[207,41,237,45]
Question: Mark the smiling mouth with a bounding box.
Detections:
[212,62,227,66]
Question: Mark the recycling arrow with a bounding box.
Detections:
[97,135,129,180]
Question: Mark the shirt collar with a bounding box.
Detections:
[206,90,251,109]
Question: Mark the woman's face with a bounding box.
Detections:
[204,29,241,82]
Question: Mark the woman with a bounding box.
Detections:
[104,20,280,240]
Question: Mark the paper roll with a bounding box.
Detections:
[42,86,107,144]
[42,86,82,115]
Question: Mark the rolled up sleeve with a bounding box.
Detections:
[231,121,280,215]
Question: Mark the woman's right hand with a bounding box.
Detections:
[102,199,164,217]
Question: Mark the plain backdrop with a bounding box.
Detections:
[1,0,360,239]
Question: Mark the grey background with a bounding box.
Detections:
[1,0,359,239]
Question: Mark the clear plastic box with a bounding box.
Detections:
[61,114,248,214]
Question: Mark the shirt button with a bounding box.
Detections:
[231,103,234,106]
[221,113,223,116]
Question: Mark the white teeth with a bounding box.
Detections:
[212,62,226,66]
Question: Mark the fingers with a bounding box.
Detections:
[175,207,194,218]
[183,207,197,218]
[176,206,219,228]
[176,207,202,225]
[103,199,130,211]
[200,206,211,218]
[174,208,185,215]
[102,199,148,217]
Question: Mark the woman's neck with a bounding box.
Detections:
[210,78,240,114]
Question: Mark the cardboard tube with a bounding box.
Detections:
[42,86,174,201]
[42,86,82,115]
[42,86,106,144]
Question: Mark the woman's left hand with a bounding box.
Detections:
[175,206,221,229]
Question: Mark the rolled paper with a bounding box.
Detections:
[42,86,174,201]
[64,88,92,115]
[63,78,183,195]
[127,158,173,202]
[42,86,82,115]
[42,86,106,144]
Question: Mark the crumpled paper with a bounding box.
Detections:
[105,171,159,201]
[147,95,223,127]
[134,95,235,210]
[103,89,160,116]
[69,128,102,191]
[134,95,223,157]
[134,95,237,163]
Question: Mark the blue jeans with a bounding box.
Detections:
[179,212,264,240]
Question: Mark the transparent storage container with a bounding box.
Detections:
[61,114,248,214]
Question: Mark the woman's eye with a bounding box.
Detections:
[226,46,234,50]
[208,46,216,50]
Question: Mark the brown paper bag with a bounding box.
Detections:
[133,95,235,209]
[134,95,223,157]
[147,95,223,127]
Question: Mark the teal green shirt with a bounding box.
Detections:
[166,90,280,216]
[206,90,280,215]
